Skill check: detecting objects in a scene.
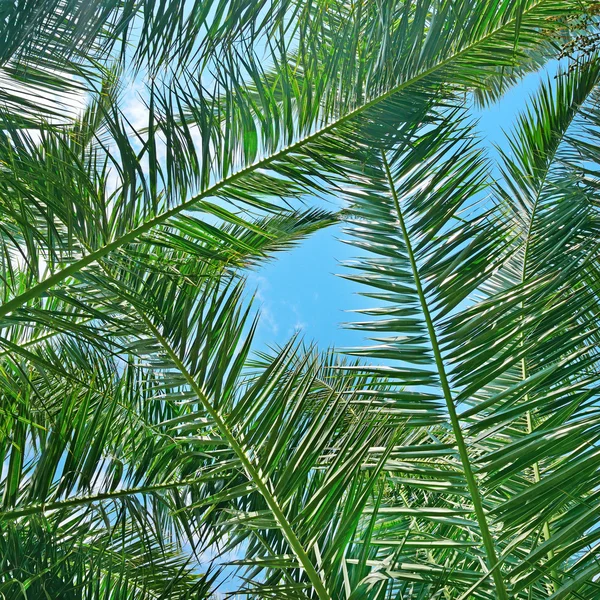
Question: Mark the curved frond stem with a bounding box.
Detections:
[0,0,570,322]
[138,312,332,600]
[519,138,559,595]
[87,244,333,597]
[512,69,599,591]
[0,476,211,521]
[381,152,508,600]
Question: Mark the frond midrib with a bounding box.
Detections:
[381,152,508,600]
[0,0,561,321]
[139,313,333,600]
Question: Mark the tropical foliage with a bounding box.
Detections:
[1,1,600,598]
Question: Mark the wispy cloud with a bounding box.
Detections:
[247,273,279,336]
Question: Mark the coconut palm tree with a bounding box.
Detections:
[1,1,600,599]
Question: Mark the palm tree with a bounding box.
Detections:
[1,1,600,598]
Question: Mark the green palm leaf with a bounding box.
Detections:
[341,56,600,599]
[2,1,600,598]
[0,0,587,323]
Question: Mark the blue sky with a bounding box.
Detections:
[248,65,557,353]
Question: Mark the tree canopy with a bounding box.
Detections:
[1,1,600,598]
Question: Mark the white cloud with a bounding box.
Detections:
[247,273,280,336]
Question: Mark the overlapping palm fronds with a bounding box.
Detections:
[2,1,600,599]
